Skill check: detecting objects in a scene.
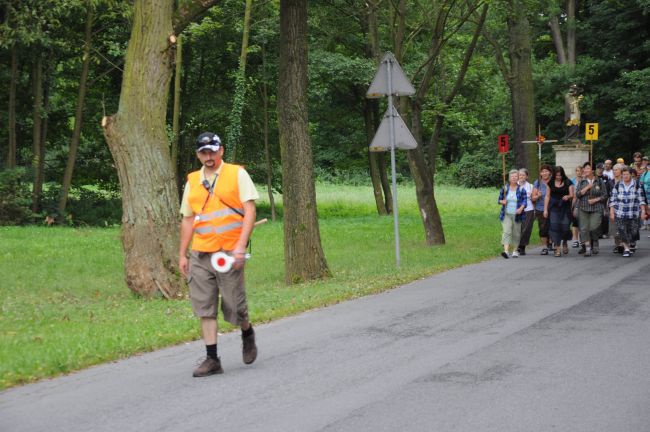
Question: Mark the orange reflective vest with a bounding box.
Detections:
[187,163,244,252]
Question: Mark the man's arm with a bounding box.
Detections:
[179,216,194,277]
[232,200,256,269]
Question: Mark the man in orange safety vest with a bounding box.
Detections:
[179,132,259,377]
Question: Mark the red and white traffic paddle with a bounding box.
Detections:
[209,218,267,273]
[210,252,239,273]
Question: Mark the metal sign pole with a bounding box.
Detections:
[386,57,400,268]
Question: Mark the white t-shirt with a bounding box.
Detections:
[519,181,534,212]
[602,169,614,180]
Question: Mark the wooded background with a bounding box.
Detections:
[1,0,648,293]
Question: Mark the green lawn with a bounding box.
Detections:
[0,184,524,389]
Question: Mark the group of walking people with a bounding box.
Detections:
[499,153,649,259]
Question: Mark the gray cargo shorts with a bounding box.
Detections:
[188,251,249,326]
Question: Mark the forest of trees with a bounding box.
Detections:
[1,0,649,292]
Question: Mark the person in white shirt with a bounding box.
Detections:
[516,168,535,256]
[602,159,614,180]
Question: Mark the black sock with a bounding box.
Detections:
[206,344,217,359]
[242,326,254,338]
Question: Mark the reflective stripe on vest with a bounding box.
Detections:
[195,207,244,222]
[187,163,244,252]
[194,221,244,235]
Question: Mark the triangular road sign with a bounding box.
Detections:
[369,108,418,151]
[367,52,415,98]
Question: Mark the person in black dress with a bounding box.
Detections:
[544,166,575,257]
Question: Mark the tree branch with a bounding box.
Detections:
[444,3,487,104]
[173,0,221,34]
[482,27,511,88]
[548,15,567,65]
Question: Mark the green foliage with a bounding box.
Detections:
[613,68,650,141]
[40,185,121,226]
[456,150,505,188]
[0,168,34,225]
[1,0,648,227]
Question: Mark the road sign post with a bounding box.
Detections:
[367,52,416,268]
[585,123,599,166]
[498,134,509,184]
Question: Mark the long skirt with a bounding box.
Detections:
[549,203,572,246]
[616,217,639,245]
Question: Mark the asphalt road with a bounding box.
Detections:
[2,238,649,432]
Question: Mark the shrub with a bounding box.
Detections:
[40,185,122,227]
[455,152,503,188]
[0,168,34,225]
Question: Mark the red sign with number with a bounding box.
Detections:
[497,135,509,153]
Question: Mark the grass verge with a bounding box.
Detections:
[0,184,530,389]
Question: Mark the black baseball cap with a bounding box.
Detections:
[196,132,221,152]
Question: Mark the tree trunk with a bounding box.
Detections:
[393,0,444,245]
[58,7,94,221]
[102,0,183,298]
[261,48,276,222]
[408,107,445,245]
[548,16,567,65]
[507,0,536,175]
[177,37,191,196]
[171,34,182,188]
[40,74,50,198]
[566,0,576,69]
[427,3,488,183]
[374,103,393,213]
[364,100,388,215]
[6,44,18,169]
[228,0,253,162]
[31,57,44,214]
[278,0,330,284]
[364,0,389,215]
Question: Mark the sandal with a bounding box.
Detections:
[554,248,561,257]
[562,245,569,255]
[541,248,549,255]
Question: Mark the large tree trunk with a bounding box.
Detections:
[58,7,94,221]
[171,34,182,188]
[278,0,330,284]
[6,44,18,169]
[566,0,576,69]
[31,57,44,213]
[177,37,191,196]
[408,107,445,245]
[102,0,183,298]
[507,0,536,175]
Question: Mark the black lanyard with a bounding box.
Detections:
[200,174,218,214]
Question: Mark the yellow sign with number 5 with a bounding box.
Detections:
[585,123,599,140]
